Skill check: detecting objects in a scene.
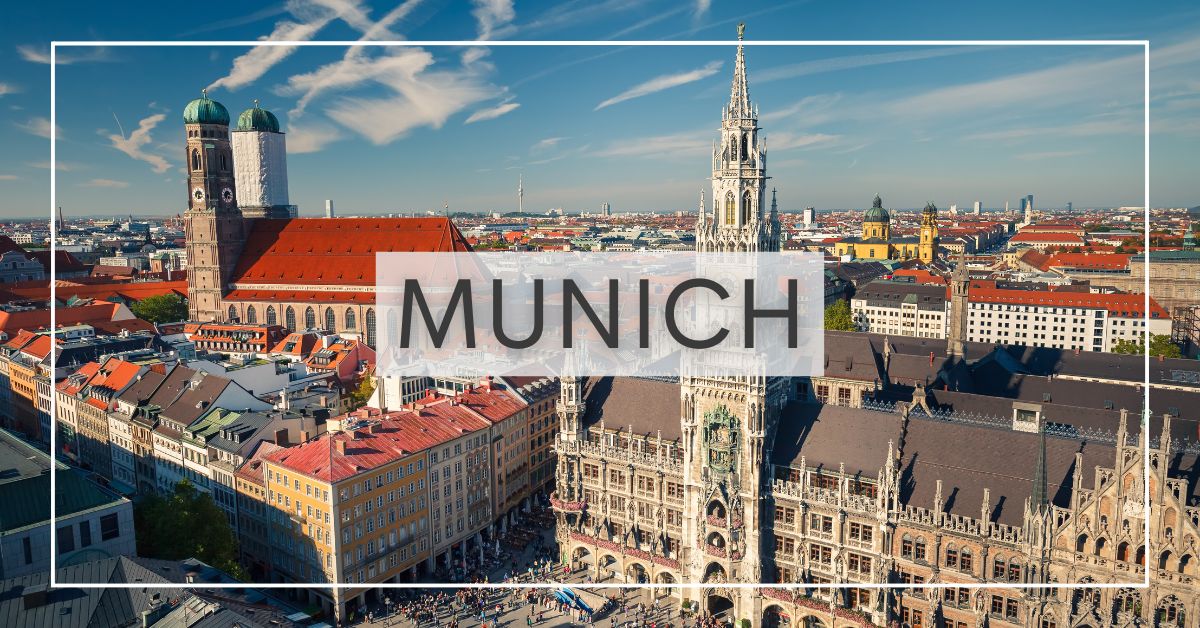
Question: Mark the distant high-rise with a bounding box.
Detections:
[518,175,524,214]
[325,199,334,218]
[1066,201,1073,212]
[802,206,816,226]
[973,200,982,215]
[602,202,611,217]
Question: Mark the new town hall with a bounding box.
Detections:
[548,31,1199,628]
[178,27,1198,628]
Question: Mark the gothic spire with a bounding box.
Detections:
[728,23,752,119]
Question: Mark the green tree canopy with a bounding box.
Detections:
[1111,334,1182,359]
[348,374,376,409]
[134,479,245,579]
[130,293,188,324]
[824,299,857,331]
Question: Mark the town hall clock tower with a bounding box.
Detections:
[684,24,786,618]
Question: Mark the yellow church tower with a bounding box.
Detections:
[918,201,939,263]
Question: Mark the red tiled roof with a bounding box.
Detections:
[970,288,1168,318]
[1011,232,1085,244]
[0,302,129,336]
[1044,252,1130,271]
[229,218,470,288]
[8,280,187,303]
[266,404,490,483]
[223,289,377,303]
[891,269,947,285]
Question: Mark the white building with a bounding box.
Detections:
[851,281,948,338]
[231,102,295,219]
[966,288,1171,352]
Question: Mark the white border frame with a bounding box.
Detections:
[49,39,1152,594]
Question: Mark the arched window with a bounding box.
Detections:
[1180,554,1193,574]
[741,191,753,224]
[285,306,296,331]
[345,308,356,330]
[740,132,748,160]
[304,307,316,329]
[191,149,200,171]
[1094,537,1107,556]
[1007,560,1021,582]
[1160,550,1173,571]
[945,544,959,569]
[1134,545,1145,566]
[724,192,735,225]
[1075,534,1088,553]
[992,555,1006,579]
[266,305,277,326]
[959,548,973,573]
[245,305,257,324]
[913,537,927,561]
[227,305,237,322]
[365,309,376,347]
[1116,541,1129,562]
[324,307,336,332]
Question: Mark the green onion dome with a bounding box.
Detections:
[864,194,890,223]
[183,89,230,126]
[235,100,280,133]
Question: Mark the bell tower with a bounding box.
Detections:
[682,24,786,617]
[918,201,939,263]
[183,90,245,322]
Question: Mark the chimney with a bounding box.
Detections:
[274,429,288,446]
[335,439,347,455]
[300,430,311,443]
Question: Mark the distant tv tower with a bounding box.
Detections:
[518,174,524,214]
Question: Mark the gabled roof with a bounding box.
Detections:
[229,217,470,288]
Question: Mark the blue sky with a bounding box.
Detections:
[0,0,1197,219]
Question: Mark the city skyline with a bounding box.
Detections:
[1,0,1198,219]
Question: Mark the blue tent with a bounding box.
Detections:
[558,588,594,614]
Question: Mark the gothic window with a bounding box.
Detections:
[740,132,748,160]
[1180,554,1193,574]
[220,153,228,171]
[285,306,296,331]
[345,308,356,330]
[365,309,376,347]
[227,305,237,322]
[304,307,316,329]
[741,191,753,224]
[1116,541,1129,562]
[266,306,277,326]
[191,149,200,171]
[1075,533,1088,552]
[324,307,336,332]
[730,136,738,162]
[724,192,735,225]
[1134,545,1144,565]
[959,548,973,573]
[901,534,913,559]
[246,305,257,324]
[945,544,958,568]
[1093,537,1107,556]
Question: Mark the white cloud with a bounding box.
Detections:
[0,83,17,97]
[694,0,711,16]
[964,118,1141,142]
[595,131,709,158]
[286,119,343,153]
[321,49,496,145]
[768,132,841,151]
[755,47,986,85]
[595,60,722,110]
[471,0,516,39]
[16,117,58,139]
[886,50,1142,119]
[0,174,19,181]
[1016,150,1087,161]
[208,18,336,91]
[16,45,110,65]
[531,137,566,152]
[761,93,843,124]
[107,113,172,173]
[465,101,520,124]
[80,178,129,188]
[28,161,81,171]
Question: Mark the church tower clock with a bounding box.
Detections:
[183,90,245,322]
[682,24,786,618]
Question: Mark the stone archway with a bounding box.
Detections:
[707,593,734,618]
[598,554,619,581]
[703,562,727,584]
[572,546,593,571]
[800,616,826,628]
[625,561,648,584]
[763,604,791,627]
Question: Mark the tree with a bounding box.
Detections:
[134,479,245,579]
[1111,334,1182,359]
[824,299,857,331]
[130,293,188,323]
[348,373,376,409]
